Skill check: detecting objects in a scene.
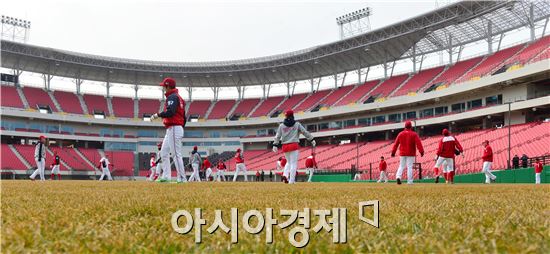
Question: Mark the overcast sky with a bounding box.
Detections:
[2,0,454,62]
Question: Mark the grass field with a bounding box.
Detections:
[1,180,549,253]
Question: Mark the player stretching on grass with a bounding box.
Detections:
[433,129,463,184]
[305,152,317,182]
[216,160,227,182]
[189,146,202,182]
[148,154,157,181]
[272,110,315,184]
[98,154,113,181]
[30,135,47,181]
[391,121,424,185]
[203,156,212,181]
[50,151,61,180]
[481,140,496,184]
[150,77,187,183]
[233,148,248,182]
[377,156,388,183]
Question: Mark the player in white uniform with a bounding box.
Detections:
[188,146,202,182]
[148,154,157,181]
[272,110,315,184]
[98,155,113,181]
[30,135,47,181]
[150,77,187,183]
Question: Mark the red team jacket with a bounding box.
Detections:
[51,155,60,167]
[305,156,316,168]
[235,152,244,164]
[482,145,493,162]
[217,162,226,170]
[534,162,543,173]
[379,160,387,171]
[437,136,463,158]
[202,159,211,170]
[391,129,424,157]
[160,89,186,128]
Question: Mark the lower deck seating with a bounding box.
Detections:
[224,122,550,178]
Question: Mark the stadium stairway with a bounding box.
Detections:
[74,147,97,170]
[77,94,89,114]
[261,96,286,117]
[450,56,487,85]
[226,100,241,119]
[390,66,445,97]
[331,84,358,106]
[204,100,217,119]
[16,86,30,108]
[7,144,31,169]
[134,99,139,118]
[416,65,449,94]
[246,98,264,117]
[107,97,115,117]
[47,91,63,112]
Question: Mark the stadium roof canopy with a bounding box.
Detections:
[2,0,550,88]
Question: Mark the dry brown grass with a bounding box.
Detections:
[1,180,549,253]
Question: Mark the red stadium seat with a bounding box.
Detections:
[138,98,161,118]
[53,91,84,114]
[22,87,57,111]
[294,89,332,112]
[428,56,484,88]
[1,144,29,170]
[392,67,444,97]
[232,98,261,117]
[111,96,135,118]
[318,85,355,107]
[368,74,409,98]
[83,94,110,115]
[187,100,211,118]
[250,96,285,117]
[0,85,25,108]
[335,80,380,106]
[207,100,236,119]
[276,93,308,113]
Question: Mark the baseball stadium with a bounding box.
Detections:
[1,0,549,253]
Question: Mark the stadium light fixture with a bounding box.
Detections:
[337,7,372,40]
[1,15,31,43]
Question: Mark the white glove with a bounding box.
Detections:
[272,146,278,153]
[311,140,316,147]
[150,113,158,121]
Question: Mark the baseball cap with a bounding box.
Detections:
[285,110,294,118]
[160,77,176,88]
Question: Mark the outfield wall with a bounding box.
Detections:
[312,166,550,183]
